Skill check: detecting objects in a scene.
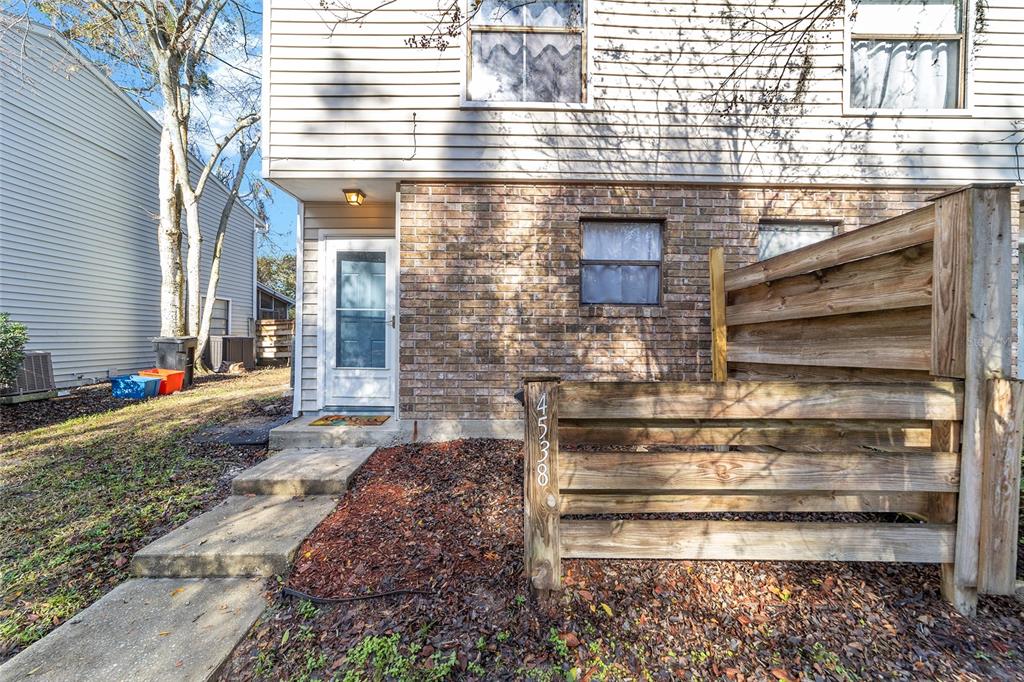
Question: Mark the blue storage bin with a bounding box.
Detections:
[111,374,162,399]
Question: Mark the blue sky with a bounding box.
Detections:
[260,176,298,256]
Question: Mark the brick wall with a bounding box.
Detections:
[397,183,942,420]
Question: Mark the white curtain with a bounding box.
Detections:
[581,222,661,304]
[851,39,959,109]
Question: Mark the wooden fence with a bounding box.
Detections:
[256,319,294,365]
[523,185,1022,616]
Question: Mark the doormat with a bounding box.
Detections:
[308,415,391,427]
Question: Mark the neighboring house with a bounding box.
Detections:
[0,20,258,388]
[262,0,1023,418]
[257,283,294,320]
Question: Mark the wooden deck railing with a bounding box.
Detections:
[524,185,1022,617]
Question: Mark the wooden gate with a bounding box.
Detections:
[522,185,1023,616]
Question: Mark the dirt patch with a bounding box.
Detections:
[222,439,1024,681]
[0,372,241,435]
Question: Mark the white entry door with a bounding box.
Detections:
[323,238,397,408]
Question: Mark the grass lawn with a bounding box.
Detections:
[0,368,290,660]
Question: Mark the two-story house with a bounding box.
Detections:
[262,0,1022,419]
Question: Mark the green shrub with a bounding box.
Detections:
[0,313,29,387]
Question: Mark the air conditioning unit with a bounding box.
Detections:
[0,351,58,403]
[205,336,256,372]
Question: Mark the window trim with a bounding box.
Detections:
[206,297,233,335]
[461,0,593,110]
[842,0,974,117]
[579,218,665,307]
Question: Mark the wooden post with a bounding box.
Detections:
[709,247,727,382]
[523,377,561,597]
[930,184,1014,615]
[977,378,1023,594]
[926,420,960,522]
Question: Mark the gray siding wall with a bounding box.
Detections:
[266,0,1024,186]
[298,201,394,411]
[0,26,257,388]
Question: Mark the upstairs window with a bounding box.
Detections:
[580,221,662,305]
[757,222,836,260]
[850,0,965,109]
[467,0,585,103]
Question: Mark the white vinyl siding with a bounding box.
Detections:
[265,0,1024,186]
[0,25,257,388]
[299,202,395,412]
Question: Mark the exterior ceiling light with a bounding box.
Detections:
[343,188,366,206]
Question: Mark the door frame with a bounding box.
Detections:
[317,235,398,411]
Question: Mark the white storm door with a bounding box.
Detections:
[324,239,396,407]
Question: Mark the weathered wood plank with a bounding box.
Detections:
[728,333,931,370]
[560,520,955,563]
[724,305,933,368]
[559,491,932,515]
[559,418,933,452]
[728,362,933,384]
[951,185,1013,607]
[726,243,932,326]
[558,450,960,493]
[558,381,963,421]
[523,379,561,596]
[724,206,935,292]
[931,190,970,378]
[709,247,727,382]
[977,378,1024,595]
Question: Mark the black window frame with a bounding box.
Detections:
[579,218,665,306]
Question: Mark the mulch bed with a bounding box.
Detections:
[222,439,1024,681]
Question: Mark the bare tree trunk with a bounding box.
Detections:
[194,142,258,368]
[157,127,183,336]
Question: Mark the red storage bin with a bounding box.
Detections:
[138,368,186,395]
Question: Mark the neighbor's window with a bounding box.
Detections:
[757,222,836,260]
[581,221,662,305]
[467,0,585,103]
[850,0,965,109]
[210,298,231,335]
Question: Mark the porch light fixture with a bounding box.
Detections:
[343,188,366,206]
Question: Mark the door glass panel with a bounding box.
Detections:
[336,251,387,368]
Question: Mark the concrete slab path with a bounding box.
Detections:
[231,447,373,495]
[3,445,375,680]
[131,494,338,578]
[0,578,266,682]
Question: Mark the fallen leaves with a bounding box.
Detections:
[218,439,1024,682]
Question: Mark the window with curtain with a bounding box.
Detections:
[850,0,964,109]
[580,221,662,305]
[467,0,585,103]
[757,222,836,260]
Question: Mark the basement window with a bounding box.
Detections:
[467,0,585,103]
[580,221,662,305]
[849,0,966,109]
[757,222,837,260]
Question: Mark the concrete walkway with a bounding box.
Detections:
[0,446,373,681]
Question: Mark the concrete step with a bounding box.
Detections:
[231,447,374,495]
[269,416,520,450]
[131,495,337,578]
[0,578,266,682]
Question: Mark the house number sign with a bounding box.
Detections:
[535,389,551,487]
